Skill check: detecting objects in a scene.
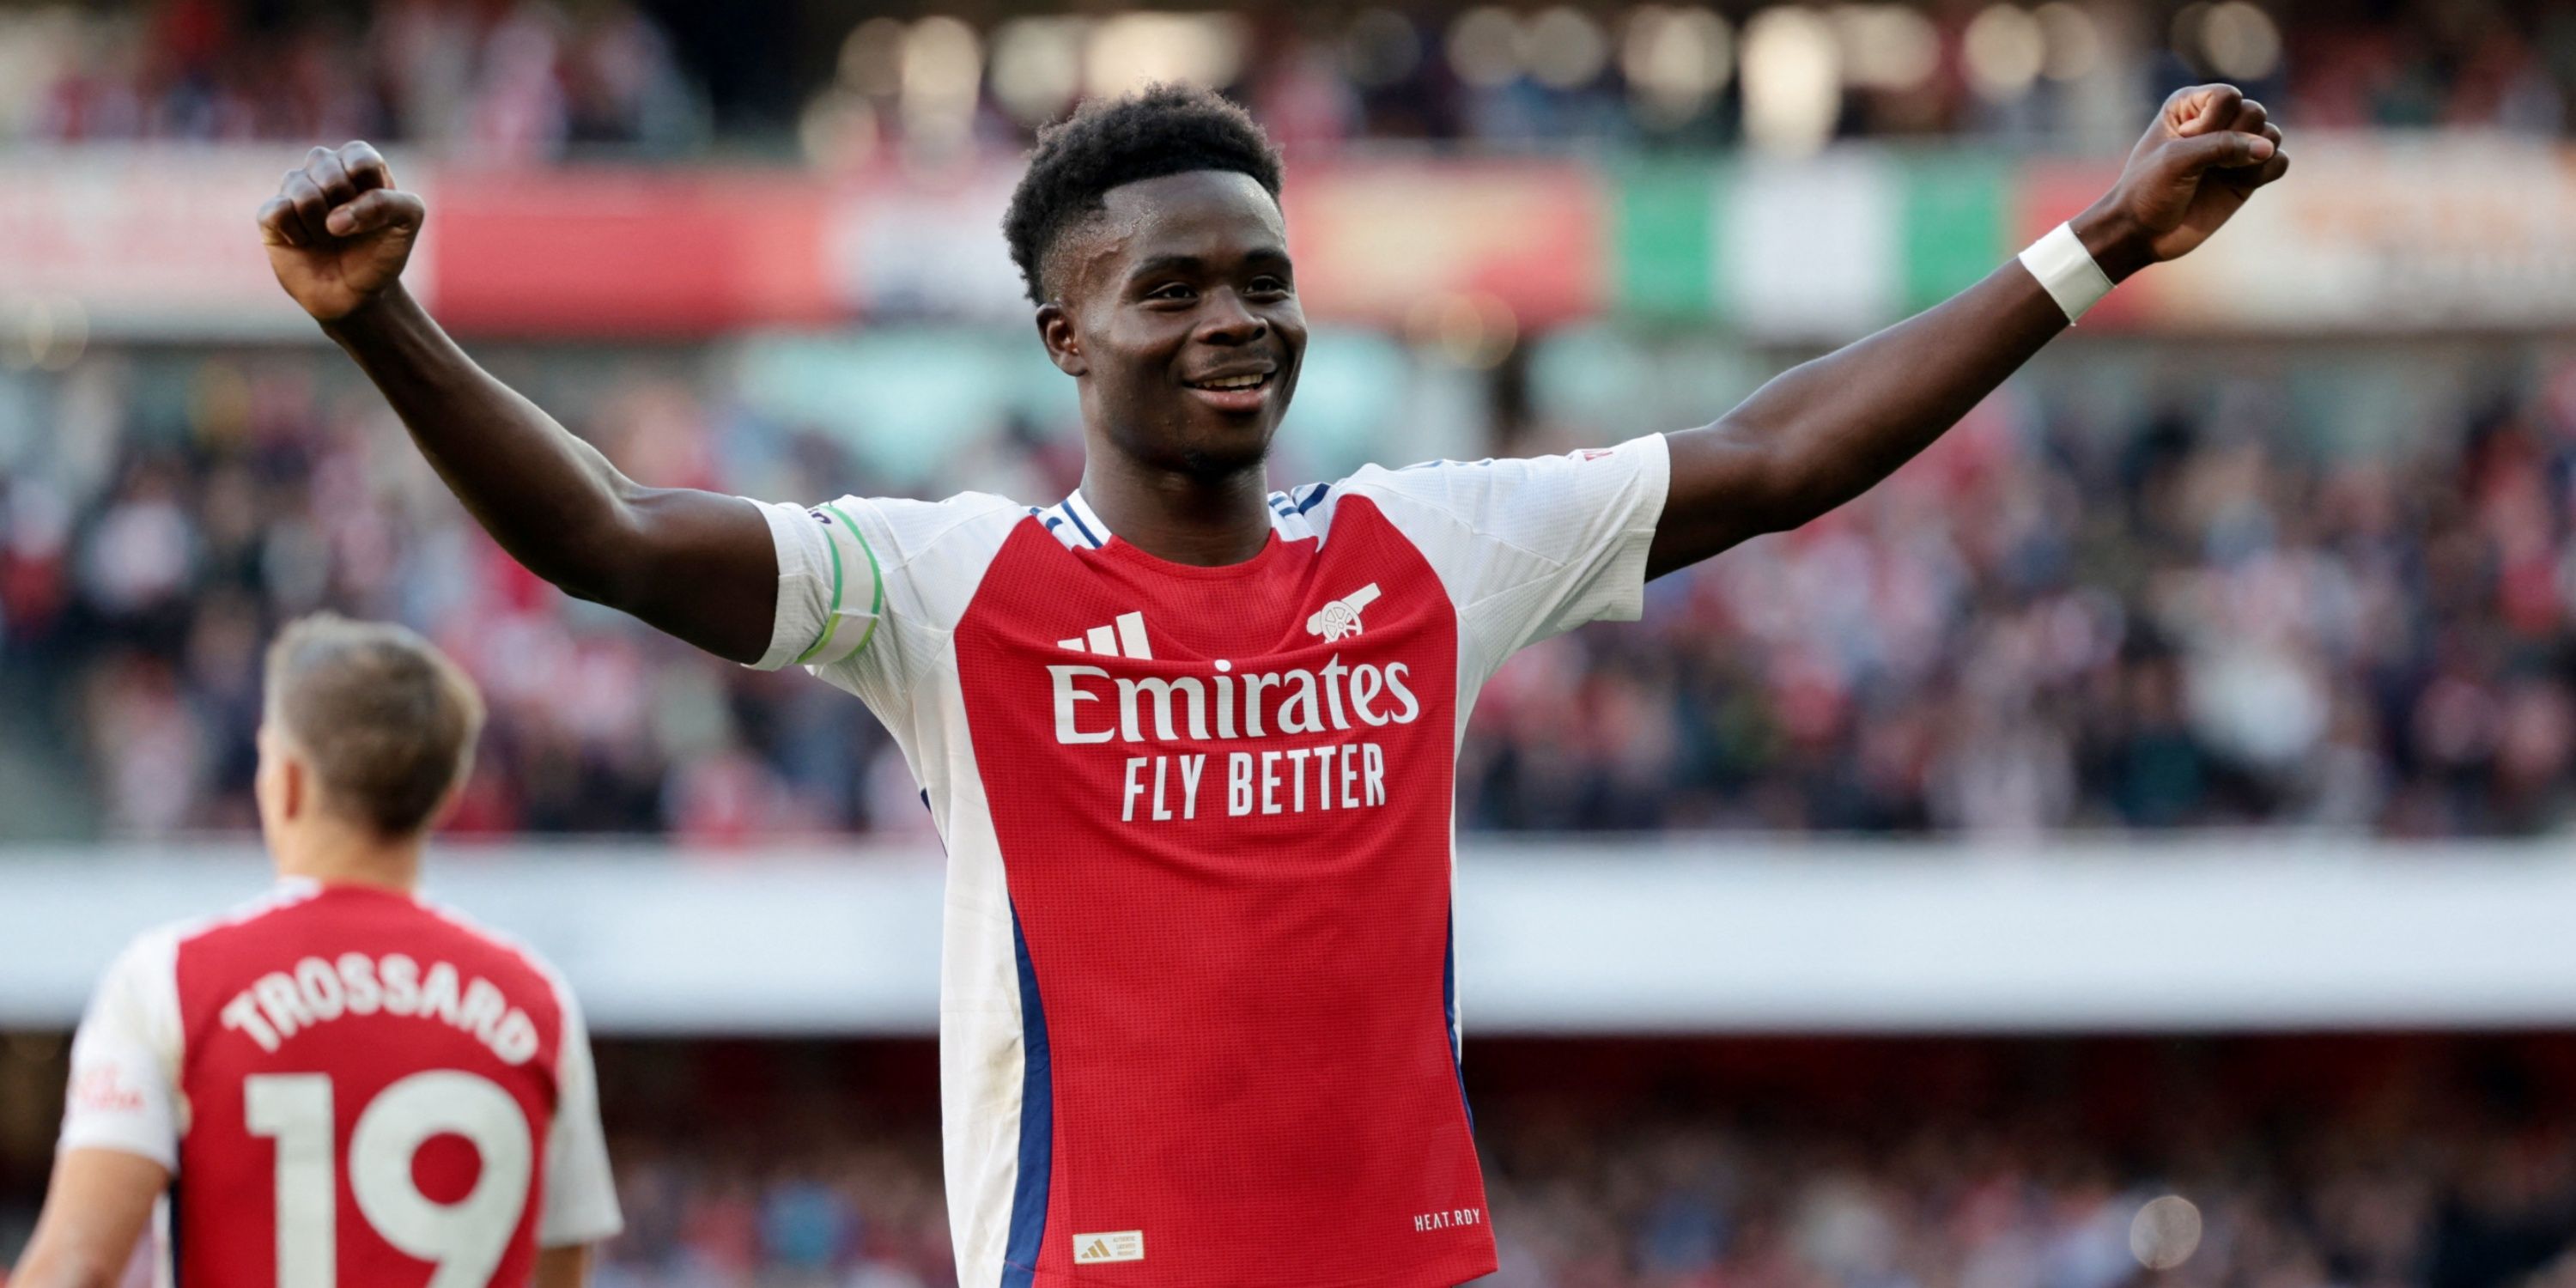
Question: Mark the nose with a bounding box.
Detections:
[1195,288,1268,346]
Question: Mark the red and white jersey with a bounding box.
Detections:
[56,880,622,1288]
[746,434,1669,1287]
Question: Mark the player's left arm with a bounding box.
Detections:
[1645,83,2287,579]
[9,1149,167,1288]
[535,982,623,1270]
[534,1243,596,1288]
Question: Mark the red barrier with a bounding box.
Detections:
[426,167,840,336]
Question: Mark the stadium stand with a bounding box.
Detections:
[0,0,2570,160]
[6,342,2575,838]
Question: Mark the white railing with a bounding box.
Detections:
[6,837,2576,1033]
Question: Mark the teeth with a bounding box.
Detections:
[1194,374,1266,391]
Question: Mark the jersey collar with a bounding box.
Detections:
[1035,491,1114,550]
[1036,487,1325,551]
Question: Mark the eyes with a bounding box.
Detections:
[1142,275,1293,306]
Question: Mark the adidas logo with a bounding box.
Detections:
[1305,583,1382,641]
[1059,611,1154,660]
[1072,1230,1145,1264]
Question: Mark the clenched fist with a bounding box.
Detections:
[258,142,425,322]
[2076,84,2291,281]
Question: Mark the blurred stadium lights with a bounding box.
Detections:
[719,1,2280,168]
[775,0,2252,164]
[900,15,983,161]
[810,9,1256,166]
[1830,4,1941,94]
[797,88,878,169]
[1083,12,1248,100]
[2036,1,2108,82]
[837,15,906,99]
[2173,0,2283,82]
[1446,6,1527,90]
[1340,8,1424,89]
[2129,1196,2205,1272]
[989,16,1090,126]
[2199,1,2285,82]
[0,296,88,374]
[802,15,913,167]
[1526,8,1612,91]
[1741,6,1842,155]
[1965,4,2049,104]
[1619,6,1734,126]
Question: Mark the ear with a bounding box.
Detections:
[280,754,306,823]
[1036,301,1087,377]
[426,763,471,834]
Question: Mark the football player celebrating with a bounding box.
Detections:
[252,83,2281,1286]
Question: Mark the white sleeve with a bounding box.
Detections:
[740,491,1024,715]
[744,495,886,674]
[538,987,622,1248]
[1343,433,1670,685]
[58,931,184,1171]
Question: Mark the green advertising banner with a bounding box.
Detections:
[1609,157,1728,324]
[1896,151,2012,314]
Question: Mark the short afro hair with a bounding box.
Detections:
[1004,83,1285,305]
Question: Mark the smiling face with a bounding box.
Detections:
[1036,169,1307,482]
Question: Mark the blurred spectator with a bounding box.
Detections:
[4,1,2576,161]
[12,338,2576,841]
[7,1032,2530,1288]
[3,0,706,161]
[27,1030,2576,1284]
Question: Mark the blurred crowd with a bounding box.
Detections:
[104,1033,2576,1288]
[1462,348,2576,836]
[0,0,707,162]
[8,1029,2576,1286]
[0,347,916,841]
[9,337,2576,841]
[2,0,2573,163]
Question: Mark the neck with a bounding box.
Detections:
[274,816,424,895]
[1077,451,1272,567]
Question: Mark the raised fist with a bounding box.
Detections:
[2079,84,2291,279]
[257,142,425,322]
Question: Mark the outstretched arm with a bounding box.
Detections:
[258,143,777,663]
[1645,85,2289,579]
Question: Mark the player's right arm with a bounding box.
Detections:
[15,934,182,1288]
[257,143,777,664]
[9,1150,167,1288]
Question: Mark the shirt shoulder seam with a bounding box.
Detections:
[846,493,1026,576]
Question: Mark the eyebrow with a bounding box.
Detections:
[1127,254,1205,281]
[1125,246,1293,282]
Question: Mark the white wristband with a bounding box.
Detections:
[2018,222,2116,324]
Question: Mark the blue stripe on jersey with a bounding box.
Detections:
[1443,912,1472,1131]
[167,1177,184,1287]
[1061,502,1103,549]
[1295,483,1334,514]
[1002,903,1054,1287]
